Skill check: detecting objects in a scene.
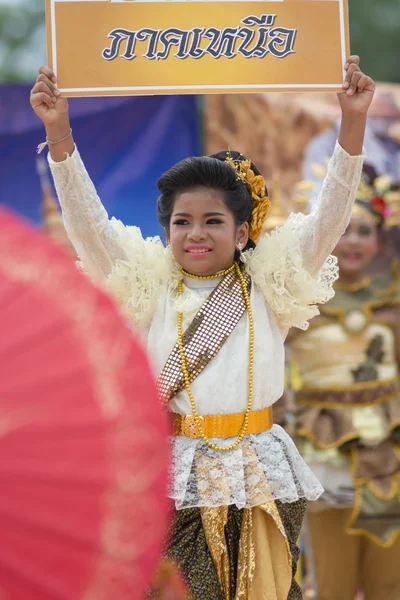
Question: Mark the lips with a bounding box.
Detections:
[185,246,212,255]
[342,251,363,262]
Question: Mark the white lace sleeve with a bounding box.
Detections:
[48,148,174,327]
[295,140,365,276]
[246,141,365,331]
[48,148,127,280]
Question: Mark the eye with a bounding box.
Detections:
[359,225,374,236]
[173,219,189,226]
[207,218,223,225]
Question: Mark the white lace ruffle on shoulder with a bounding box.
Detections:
[49,140,362,333]
[170,425,323,509]
[105,220,176,327]
[105,214,338,332]
[246,213,338,331]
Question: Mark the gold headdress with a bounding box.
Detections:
[225,154,271,241]
[354,171,391,225]
[385,188,400,228]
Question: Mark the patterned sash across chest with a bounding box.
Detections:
[157,268,251,404]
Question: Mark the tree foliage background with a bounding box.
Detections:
[0,0,399,84]
[0,0,46,82]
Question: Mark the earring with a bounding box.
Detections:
[236,242,247,264]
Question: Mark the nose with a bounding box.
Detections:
[188,224,206,241]
[346,231,361,246]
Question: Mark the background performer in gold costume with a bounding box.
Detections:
[289,170,400,600]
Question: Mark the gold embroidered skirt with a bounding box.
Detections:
[150,499,306,600]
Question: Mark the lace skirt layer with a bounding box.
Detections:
[169,425,323,509]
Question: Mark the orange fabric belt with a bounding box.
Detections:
[172,406,273,439]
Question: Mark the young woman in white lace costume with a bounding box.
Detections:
[30,57,374,600]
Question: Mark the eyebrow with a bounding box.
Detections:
[172,212,226,217]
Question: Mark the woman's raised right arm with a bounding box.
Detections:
[30,67,127,280]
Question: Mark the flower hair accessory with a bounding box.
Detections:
[225,153,271,241]
[354,170,391,224]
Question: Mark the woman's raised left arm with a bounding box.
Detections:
[297,56,375,276]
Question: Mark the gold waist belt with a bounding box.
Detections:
[173,406,273,439]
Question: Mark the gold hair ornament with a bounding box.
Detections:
[225,153,270,241]
[351,202,381,224]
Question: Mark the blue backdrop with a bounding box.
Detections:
[0,85,201,238]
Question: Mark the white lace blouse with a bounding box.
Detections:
[48,141,364,509]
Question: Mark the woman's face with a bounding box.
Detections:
[333,215,379,277]
[168,187,248,276]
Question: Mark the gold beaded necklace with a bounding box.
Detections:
[180,263,235,280]
[335,276,371,293]
[177,261,254,452]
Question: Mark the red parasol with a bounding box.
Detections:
[0,209,169,600]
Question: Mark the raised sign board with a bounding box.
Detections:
[46,0,350,96]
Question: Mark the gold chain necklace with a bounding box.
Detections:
[177,262,254,452]
[335,276,371,292]
[180,263,235,280]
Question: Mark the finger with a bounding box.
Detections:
[344,55,360,70]
[31,91,54,109]
[31,81,54,97]
[37,73,60,97]
[357,75,375,93]
[31,82,57,104]
[346,71,363,96]
[343,62,360,89]
[39,65,57,84]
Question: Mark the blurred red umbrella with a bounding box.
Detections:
[0,209,169,600]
